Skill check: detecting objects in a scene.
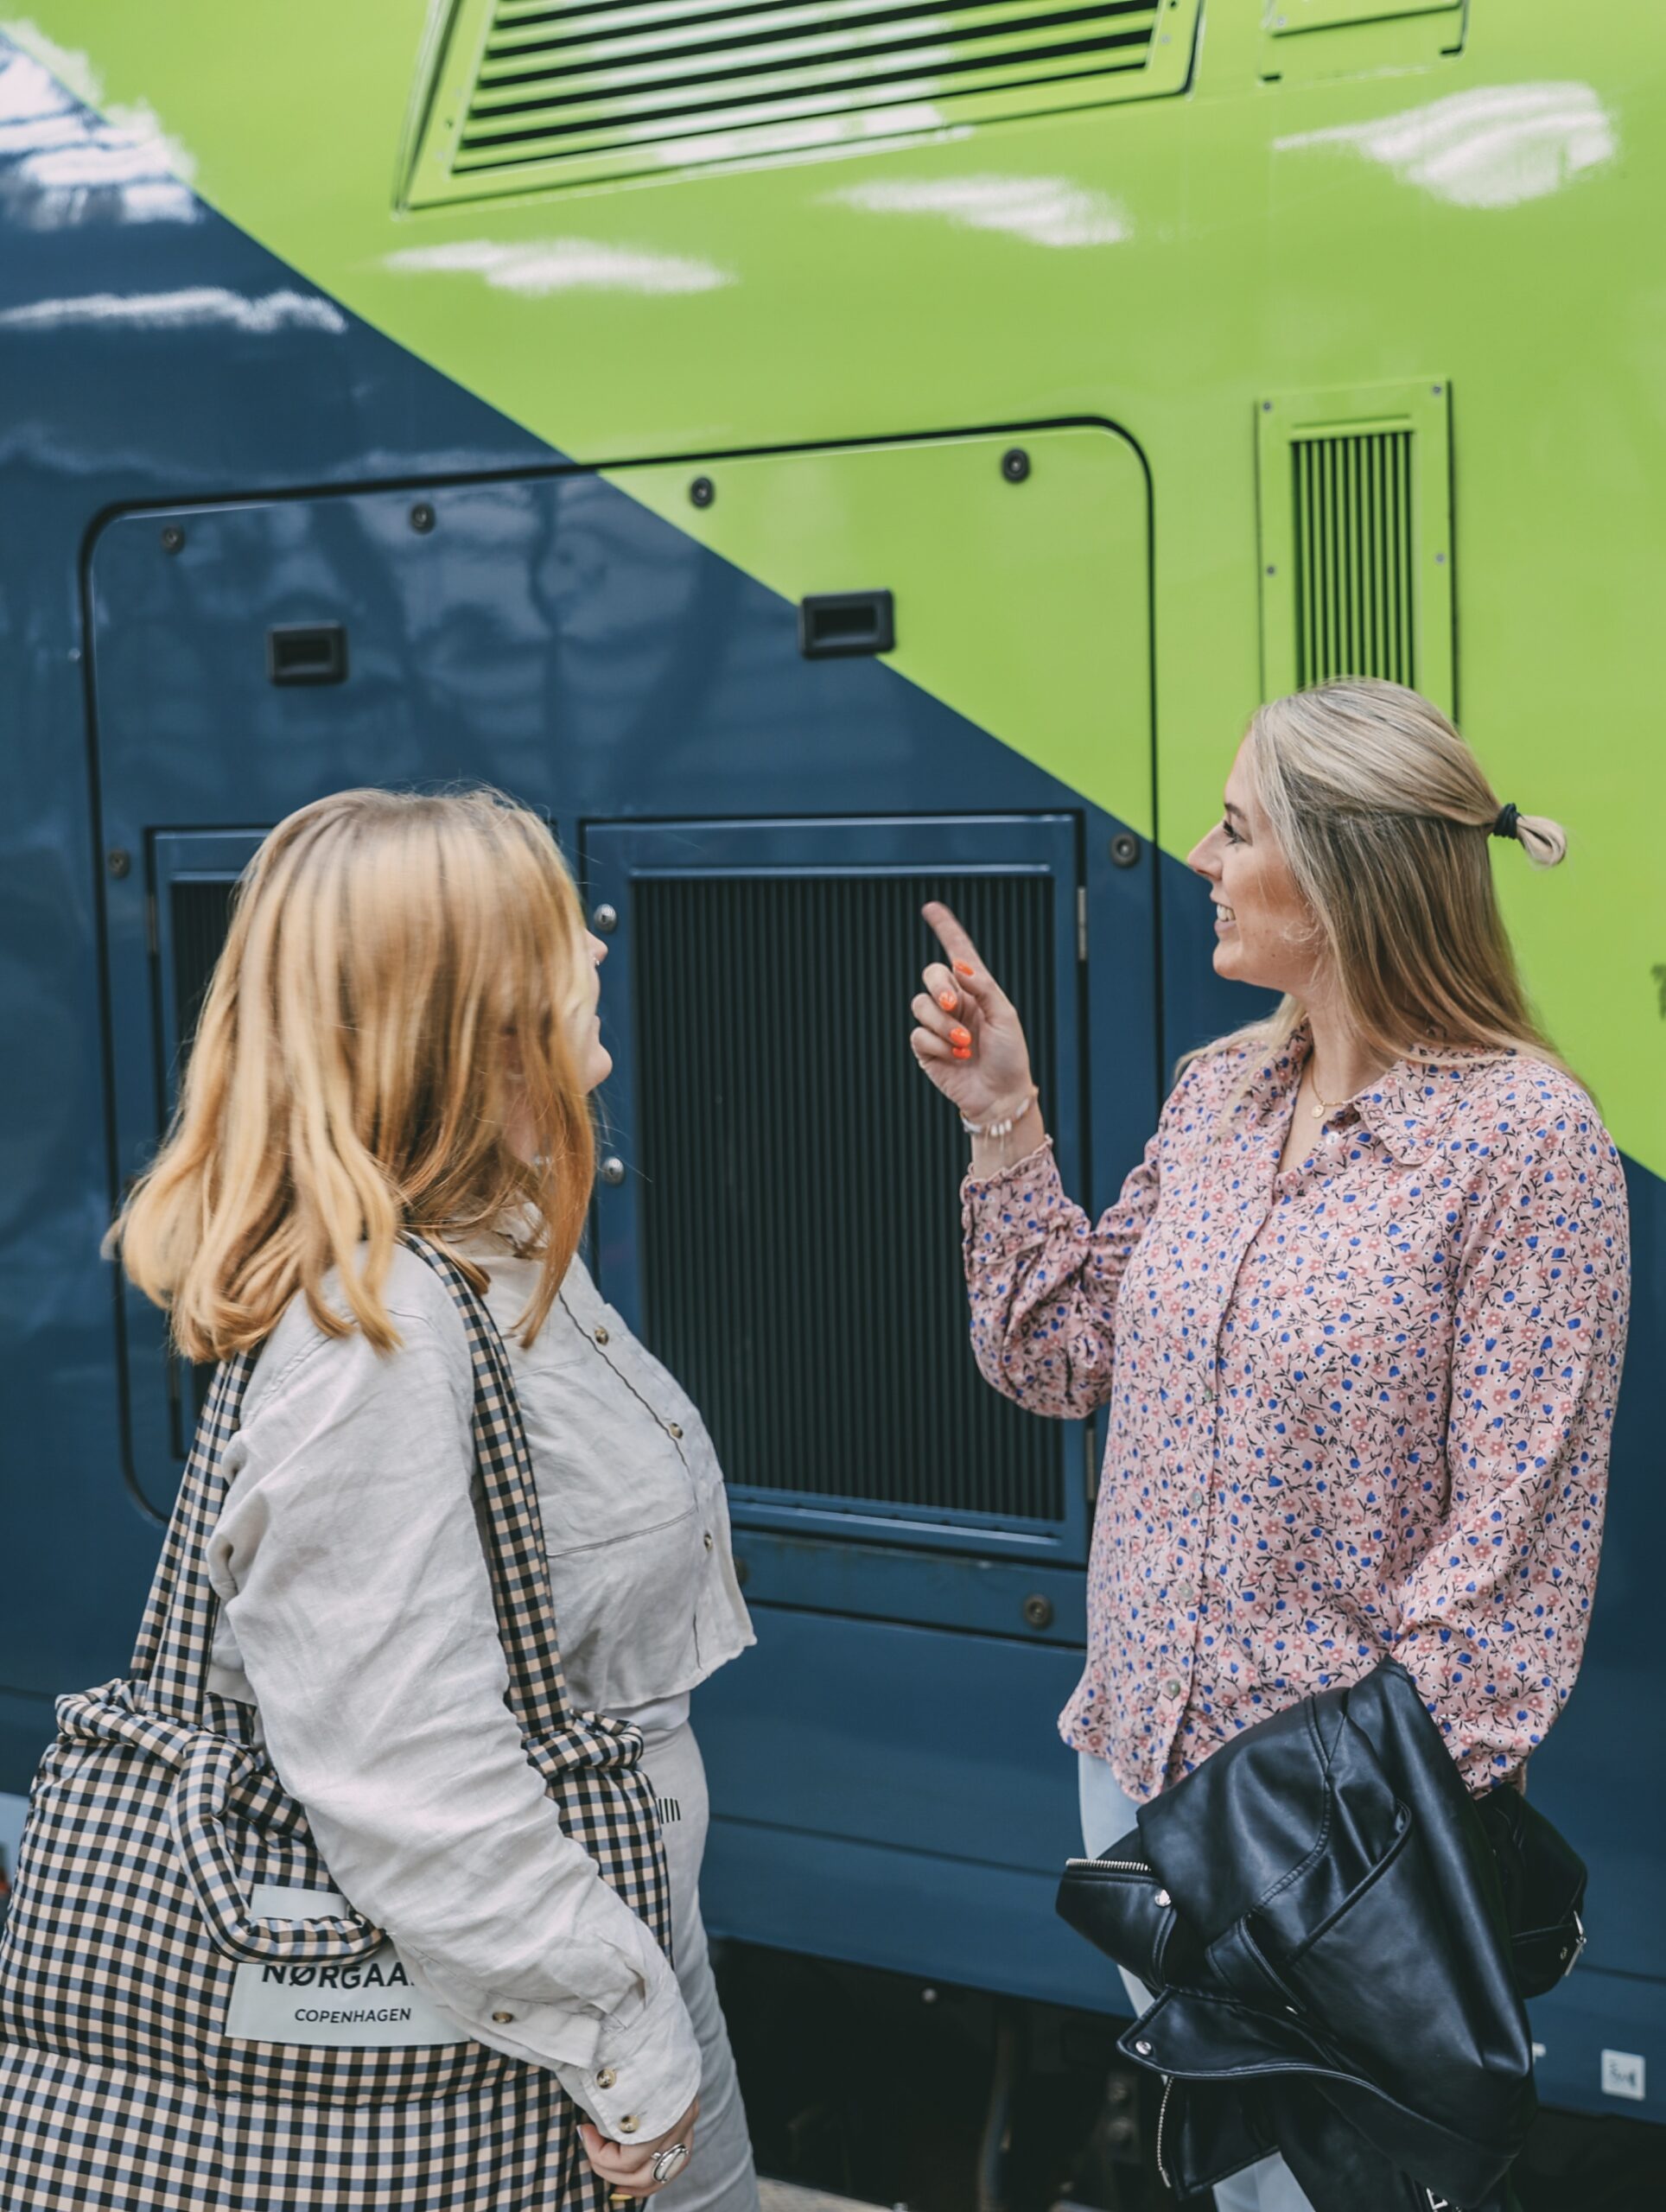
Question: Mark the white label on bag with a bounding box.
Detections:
[225,1885,473,2048]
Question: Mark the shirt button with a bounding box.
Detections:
[492,2011,514,2024]
[703,1532,714,1552]
[594,1325,610,1345]
[1163,1679,1183,1699]
[619,2116,640,2136]
[667,1422,684,1440]
[595,2067,617,2090]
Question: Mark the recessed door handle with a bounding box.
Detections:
[798,590,894,658]
[267,622,348,685]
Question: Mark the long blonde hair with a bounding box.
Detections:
[1199,678,1570,1079]
[112,787,595,1360]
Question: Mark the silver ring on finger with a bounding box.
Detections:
[651,2144,690,2185]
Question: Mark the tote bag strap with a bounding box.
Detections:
[134,1236,575,1739]
[400,1234,575,1739]
[131,1349,261,1719]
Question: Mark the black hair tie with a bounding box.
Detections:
[1491,802,1521,841]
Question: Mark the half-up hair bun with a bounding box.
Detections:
[1510,810,1568,869]
[1237,679,1575,1081]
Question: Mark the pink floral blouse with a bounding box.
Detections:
[963,1029,1630,1802]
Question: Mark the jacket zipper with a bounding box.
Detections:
[1065,1851,1174,2179]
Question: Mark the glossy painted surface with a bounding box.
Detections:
[0,36,550,1780]
[8,1,1660,1171]
[0,0,1661,2133]
[0,37,1167,2075]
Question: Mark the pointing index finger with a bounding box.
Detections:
[921,899,984,979]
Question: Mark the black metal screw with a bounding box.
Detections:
[1022,1592,1054,1630]
[410,502,436,534]
[160,524,185,554]
[1262,400,1274,413]
[106,849,131,879]
[1110,831,1141,868]
[690,476,715,509]
[1001,447,1031,483]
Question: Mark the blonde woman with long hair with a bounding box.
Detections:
[2,790,758,2209]
[909,680,1629,2212]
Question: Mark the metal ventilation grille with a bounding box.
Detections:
[166,877,241,1435]
[633,872,1062,1528]
[169,878,238,1085]
[413,0,1194,197]
[1291,429,1415,690]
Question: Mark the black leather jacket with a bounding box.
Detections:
[1057,1663,1587,2211]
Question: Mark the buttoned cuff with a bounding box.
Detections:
[552,1961,702,2143]
[961,1133,1055,1196]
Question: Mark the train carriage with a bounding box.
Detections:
[0,0,1660,2179]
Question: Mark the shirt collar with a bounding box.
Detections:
[1351,1052,1510,1166]
[1244,1021,1509,1167]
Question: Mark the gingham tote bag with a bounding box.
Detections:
[0,1236,671,2212]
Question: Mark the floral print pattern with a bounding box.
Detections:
[963,1029,1630,1801]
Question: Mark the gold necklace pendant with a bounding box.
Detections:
[1306,1070,1341,1122]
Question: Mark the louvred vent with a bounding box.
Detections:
[1291,429,1416,690]
[413,0,1195,198]
[633,869,1064,1526]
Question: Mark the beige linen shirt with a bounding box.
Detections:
[205,1236,754,2141]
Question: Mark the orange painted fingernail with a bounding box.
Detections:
[950,1027,970,1046]
[952,1046,972,1061]
[938,991,957,1011]
[955,962,976,978]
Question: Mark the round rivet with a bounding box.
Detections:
[1022,1592,1054,1630]
[921,1986,939,2005]
[105,849,131,880]
[492,2010,514,2024]
[410,502,436,533]
[1001,446,1030,483]
[1432,383,1444,397]
[1135,2038,1153,2056]
[1262,400,1274,413]
[594,1325,610,1345]
[1156,1888,1172,1908]
[592,902,619,934]
[690,476,715,508]
[596,2067,617,2089]
[600,1156,626,1186]
[1110,831,1141,868]
[160,524,185,554]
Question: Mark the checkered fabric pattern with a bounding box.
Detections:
[0,1236,670,2209]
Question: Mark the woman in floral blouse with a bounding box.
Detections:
[910,678,1630,2212]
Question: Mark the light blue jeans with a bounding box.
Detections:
[1078,1753,1317,2212]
